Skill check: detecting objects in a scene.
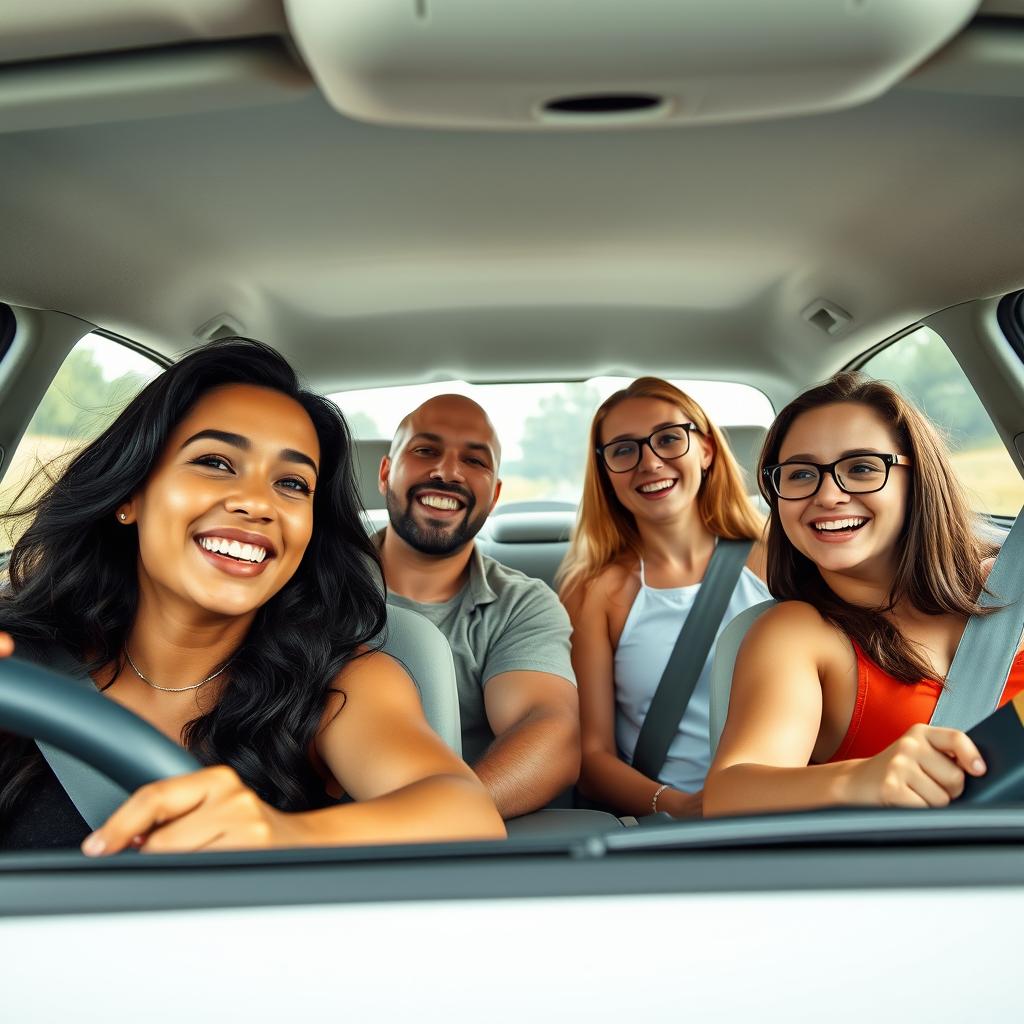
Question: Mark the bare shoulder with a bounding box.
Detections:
[566,559,639,618]
[593,558,641,607]
[339,647,412,685]
[743,599,837,654]
[730,600,849,711]
[321,648,420,723]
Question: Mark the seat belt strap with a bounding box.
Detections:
[631,538,753,781]
[36,742,129,832]
[26,644,129,830]
[932,507,1024,730]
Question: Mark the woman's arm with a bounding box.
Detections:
[306,651,507,844]
[83,651,505,854]
[702,603,859,816]
[567,575,699,818]
[702,603,986,817]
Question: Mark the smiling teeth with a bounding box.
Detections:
[813,518,867,532]
[639,480,674,493]
[419,495,462,510]
[199,537,268,562]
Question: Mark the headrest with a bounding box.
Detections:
[720,424,767,495]
[353,438,390,510]
[485,510,575,545]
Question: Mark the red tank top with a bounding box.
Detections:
[827,641,1024,762]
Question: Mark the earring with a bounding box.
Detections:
[119,512,127,521]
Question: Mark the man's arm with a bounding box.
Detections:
[474,670,580,819]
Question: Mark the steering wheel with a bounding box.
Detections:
[0,656,200,790]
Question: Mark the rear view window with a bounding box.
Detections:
[330,377,773,507]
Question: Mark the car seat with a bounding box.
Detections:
[379,604,462,756]
[707,599,778,757]
[477,509,574,590]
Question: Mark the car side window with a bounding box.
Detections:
[860,326,1024,517]
[0,333,162,549]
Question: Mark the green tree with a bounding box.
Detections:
[509,384,602,482]
[27,347,147,441]
[865,331,994,451]
[345,410,384,438]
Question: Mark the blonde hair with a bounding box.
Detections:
[557,377,764,602]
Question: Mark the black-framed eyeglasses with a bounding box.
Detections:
[762,452,912,501]
[596,423,699,474]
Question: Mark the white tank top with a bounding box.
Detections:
[613,558,771,792]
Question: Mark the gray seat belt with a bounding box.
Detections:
[27,645,130,830]
[631,539,753,781]
[931,507,1024,729]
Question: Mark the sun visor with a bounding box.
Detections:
[284,0,980,130]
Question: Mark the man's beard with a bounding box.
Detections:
[386,483,489,556]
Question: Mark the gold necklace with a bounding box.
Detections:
[125,649,234,693]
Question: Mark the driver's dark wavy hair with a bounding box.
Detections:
[0,338,386,824]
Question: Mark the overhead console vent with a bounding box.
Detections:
[284,0,980,130]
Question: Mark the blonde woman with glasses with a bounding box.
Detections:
[559,378,768,819]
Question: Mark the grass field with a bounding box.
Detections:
[950,444,1024,517]
[0,435,82,549]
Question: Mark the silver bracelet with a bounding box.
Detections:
[651,783,670,814]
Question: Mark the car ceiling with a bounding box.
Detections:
[1,1,1024,401]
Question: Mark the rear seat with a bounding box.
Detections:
[352,424,768,590]
[477,508,574,589]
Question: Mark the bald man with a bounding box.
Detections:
[377,395,580,819]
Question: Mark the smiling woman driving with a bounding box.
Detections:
[0,338,504,853]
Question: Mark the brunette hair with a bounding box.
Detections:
[558,377,764,601]
[0,338,386,823]
[759,371,996,683]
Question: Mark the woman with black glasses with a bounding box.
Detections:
[558,378,768,818]
[703,372,1024,816]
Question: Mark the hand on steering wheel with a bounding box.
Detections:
[83,764,300,855]
[0,635,303,855]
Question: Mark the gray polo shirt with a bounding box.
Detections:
[385,544,576,764]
